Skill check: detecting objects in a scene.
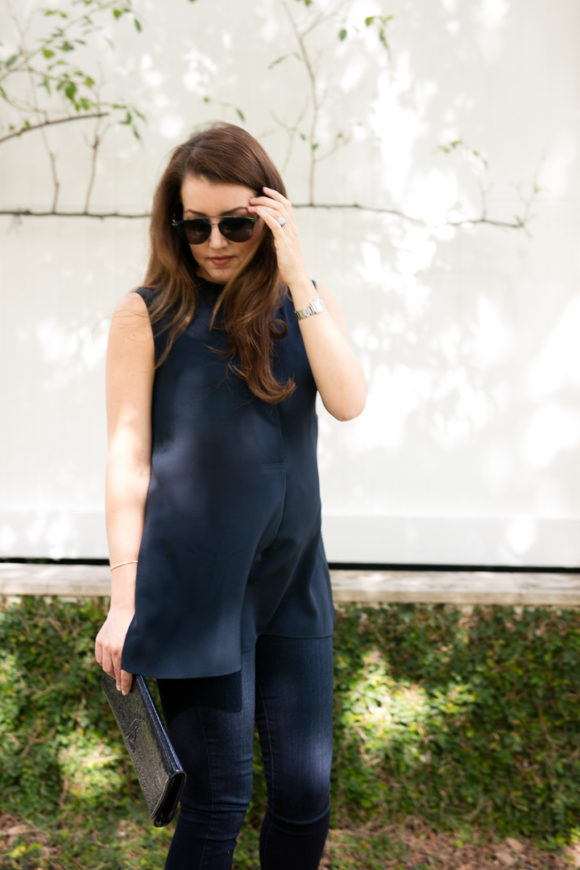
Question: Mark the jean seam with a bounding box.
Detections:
[256,674,276,861]
[196,705,215,868]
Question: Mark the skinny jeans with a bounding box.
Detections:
[157,634,334,869]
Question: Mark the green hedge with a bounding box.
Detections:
[332,604,580,842]
[0,597,579,868]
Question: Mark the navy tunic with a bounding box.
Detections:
[121,279,334,679]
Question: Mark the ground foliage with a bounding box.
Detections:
[0,596,578,868]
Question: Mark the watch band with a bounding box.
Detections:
[294,297,325,320]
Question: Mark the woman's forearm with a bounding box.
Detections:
[297,312,366,420]
[289,278,367,421]
[105,455,151,611]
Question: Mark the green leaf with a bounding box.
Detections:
[236,108,246,122]
[134,18,142,32]
[64,82,77,101]
[268,55,288,69]
[339,28,348,41]
[5,54,19,67]
[112,8,123,19]
[42,49,55,59]
[365,16,375,26]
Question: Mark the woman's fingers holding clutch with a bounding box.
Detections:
[119,669,134,695]
[95,607,135,694]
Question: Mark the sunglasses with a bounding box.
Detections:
[171,216,258,245]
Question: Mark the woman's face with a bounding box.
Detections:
[180,174,264,284]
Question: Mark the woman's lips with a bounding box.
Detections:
[209,256,233,265]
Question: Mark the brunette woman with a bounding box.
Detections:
[95,122,366,869]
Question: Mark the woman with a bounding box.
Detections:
[95,122,366,869]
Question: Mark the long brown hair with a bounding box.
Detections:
[143,122,294,403]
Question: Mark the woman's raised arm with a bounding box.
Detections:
[249,188,367,421]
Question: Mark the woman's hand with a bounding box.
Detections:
[248,187,309,288]
[95,605,135,695]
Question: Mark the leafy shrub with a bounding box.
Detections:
[332,604,580,844]
[0,596,578,868]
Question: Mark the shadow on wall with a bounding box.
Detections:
[0,0,578,562]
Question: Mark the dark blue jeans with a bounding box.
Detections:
[157,635,334,869]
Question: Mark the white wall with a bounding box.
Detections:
[1,0,579,565]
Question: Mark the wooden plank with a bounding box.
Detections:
[0,564,579,606]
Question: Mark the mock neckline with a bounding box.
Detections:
[196,277,224,289]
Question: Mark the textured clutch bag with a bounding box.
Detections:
[102,672,186,826]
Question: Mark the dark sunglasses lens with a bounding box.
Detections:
[175,217,256,244]
[181,220,211,244]
[219,217,255,242]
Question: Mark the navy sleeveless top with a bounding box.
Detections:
[121,279,334,679]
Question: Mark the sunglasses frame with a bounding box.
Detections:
[171,215,259,245]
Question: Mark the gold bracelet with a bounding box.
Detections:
[110,559,138,571]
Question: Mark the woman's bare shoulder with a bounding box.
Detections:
[113,289,150,315]
[110,291,152,335]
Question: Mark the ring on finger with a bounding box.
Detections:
[278,216,287,227]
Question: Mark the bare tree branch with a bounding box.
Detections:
[266,103,309,173]
[0,209,150,219]
[0,113,109,145]
[0,205,533,232]
[281,0,320,202]
[83,108,111,213]
[293,202,531,231]
[7,0,61,209]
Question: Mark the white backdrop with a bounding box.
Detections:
[1,0,579,565]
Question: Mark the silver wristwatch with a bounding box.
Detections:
[294,297,325,320]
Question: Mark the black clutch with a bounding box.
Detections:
[102,672,186,826]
